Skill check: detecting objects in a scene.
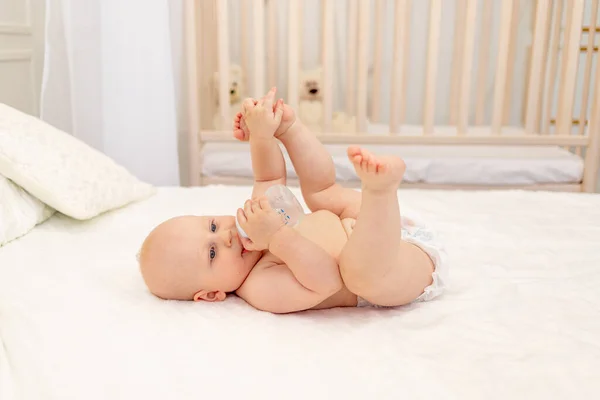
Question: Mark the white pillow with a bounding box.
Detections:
[0,174,54,246]
[0,103,156,220]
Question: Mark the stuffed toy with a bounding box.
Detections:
[213,64,244,130]
[298,66,356,133]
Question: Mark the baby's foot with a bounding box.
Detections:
[347,146,406,192]
[274,103,297,139]
[233,111,250,141]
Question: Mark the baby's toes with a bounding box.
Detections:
[351,154,363,166]
[367,159,377,174]
[362,148,374,161]
[361,159,369,171]
[347,145,362,158]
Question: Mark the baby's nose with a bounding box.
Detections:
[220,229,233,247]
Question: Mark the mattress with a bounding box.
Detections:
[1,186,600,399]
[202,124,584,185]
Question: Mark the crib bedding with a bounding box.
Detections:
[202,123,583,185]
[1,186,599,399]
[202,142,584,185]
[204,125,584,187]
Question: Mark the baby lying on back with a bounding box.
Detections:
[139,88,448,313]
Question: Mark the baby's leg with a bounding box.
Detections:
[278,117,361,218]
[338,147,434,306]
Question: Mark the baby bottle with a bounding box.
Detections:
[236,184,306,239]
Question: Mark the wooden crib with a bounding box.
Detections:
[184,0,600,192]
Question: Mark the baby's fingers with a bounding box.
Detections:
[261,87,276,109]
[244,199,254,215]
[274,98,284,122]
[258,196,270,210]
[236,208,247,225]
[240,236,255,251]
[242,98,255,113]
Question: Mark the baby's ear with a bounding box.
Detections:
[193,290,226,302]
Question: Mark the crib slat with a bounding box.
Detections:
[423,0,442,135]
[542,0,564,135]
[217,0,230,130]
[240,0,249,95]
[535,2,554,134]
[582,34,600,192]
[491,0,514,134]
[503,0,520,124]
[390,0,411,134]
[577,0,599,148]
[346,0,357,116]
[185,0,200,185]
[525,0,551,134]
[449,0,466,125]
[475,0,494,125]
[370,0,385,123]
[558,1,574,113]
[253,0,265,97]
[457,0,477,135]
[267,0,278,88]
[322,0,334,132]
[556,0,584,137]
[356,0,369,133]
[287,0,300,111]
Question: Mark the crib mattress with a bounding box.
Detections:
[1,186,600,399]
[202,142,584,185]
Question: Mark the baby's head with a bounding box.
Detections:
[138,215,261,302]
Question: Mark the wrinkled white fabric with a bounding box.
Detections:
[0,174,54,247]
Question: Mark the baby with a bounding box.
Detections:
[138,88,448,313]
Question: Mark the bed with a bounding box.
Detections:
[2,0,600,398]
[1,185,600,399]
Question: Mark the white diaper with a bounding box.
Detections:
[357,210,449,307]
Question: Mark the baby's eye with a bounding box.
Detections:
[211,222,217,232]
[210,247,216,260]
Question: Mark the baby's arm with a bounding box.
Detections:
[235,88,287,199]
[236,198,343,313]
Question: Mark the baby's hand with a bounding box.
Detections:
[242,87,284,139]
[236,197,286,251]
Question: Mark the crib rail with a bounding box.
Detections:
[187,0,600,191]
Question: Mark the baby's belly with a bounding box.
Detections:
[294,210,348,261]
[294,211,358,308]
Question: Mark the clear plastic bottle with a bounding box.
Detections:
[236,184,306,239]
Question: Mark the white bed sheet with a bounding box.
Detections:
[1,186,600,399]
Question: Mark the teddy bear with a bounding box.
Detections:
[212,64,245,130]
[298,66,356,133]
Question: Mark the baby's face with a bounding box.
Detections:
[139,215,262,301]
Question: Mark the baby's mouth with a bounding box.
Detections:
[236,232,249,255]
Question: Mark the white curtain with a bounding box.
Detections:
[40,0,182,186]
